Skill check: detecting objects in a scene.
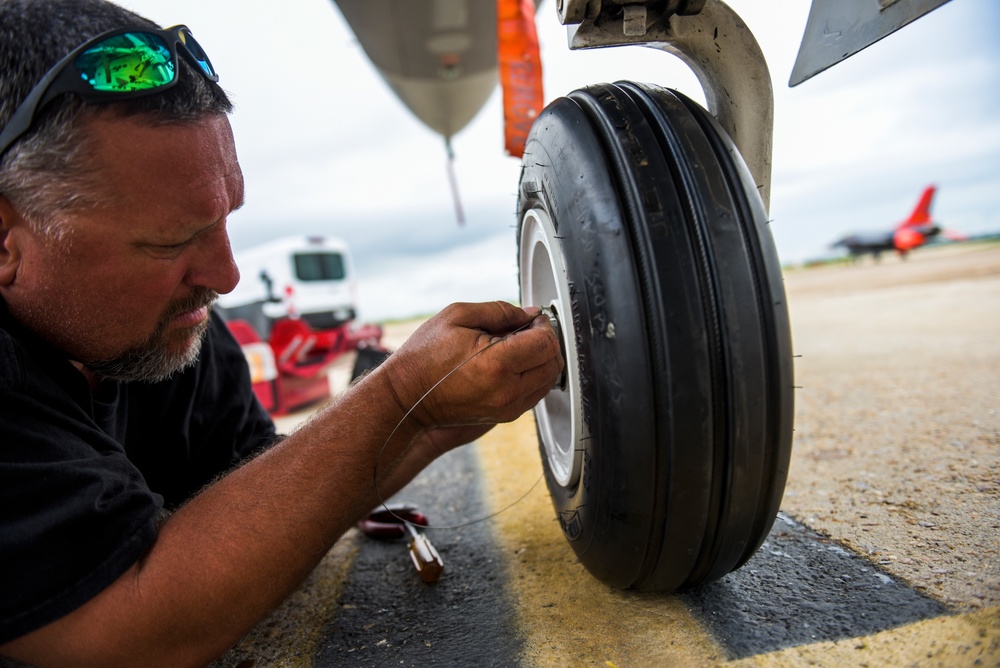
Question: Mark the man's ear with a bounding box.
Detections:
[0,195,23,287]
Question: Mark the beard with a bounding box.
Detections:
[85,288,218,383]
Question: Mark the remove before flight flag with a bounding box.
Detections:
[498,0,544,158]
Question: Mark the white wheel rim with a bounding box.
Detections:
[519,207,585,488]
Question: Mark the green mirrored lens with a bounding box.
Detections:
[74,32,175,92]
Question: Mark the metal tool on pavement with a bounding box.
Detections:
[358,503,444,584]
[404,521,444,583]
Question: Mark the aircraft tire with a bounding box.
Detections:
[516,82,794,591]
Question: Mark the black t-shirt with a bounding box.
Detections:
[0,300,277,644]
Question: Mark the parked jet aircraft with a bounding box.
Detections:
[831,185,958,260]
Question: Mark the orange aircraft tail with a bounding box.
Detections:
[899,185,936,228]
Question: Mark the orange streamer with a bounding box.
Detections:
[497,0,544,158]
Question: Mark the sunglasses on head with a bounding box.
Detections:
[0,25,218,161]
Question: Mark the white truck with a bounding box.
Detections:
[217,235,358,338]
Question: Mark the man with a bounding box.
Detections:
[0,1,564,665]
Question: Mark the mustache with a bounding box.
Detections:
[162,288,219,321]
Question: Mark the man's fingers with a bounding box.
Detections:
[487,314,564,375]
[447,301,539,336]
[389,301,564,429]
[520,359,564,396]
[499,369,561,423]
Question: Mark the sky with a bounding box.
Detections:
[118,0,1000,323]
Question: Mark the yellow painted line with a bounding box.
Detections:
[732,606,1000,668]
[476,414,727,666]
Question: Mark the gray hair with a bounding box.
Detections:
[0,0,233,236]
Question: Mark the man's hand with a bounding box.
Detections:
[381,301,564,433]
[368,301,563,505]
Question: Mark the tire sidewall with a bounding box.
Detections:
[517,99,659,588]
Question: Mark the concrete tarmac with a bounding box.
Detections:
[212,242,1000,667]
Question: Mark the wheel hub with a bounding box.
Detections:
[519,207,585,489]
[538,304,567,391]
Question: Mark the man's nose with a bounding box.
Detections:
[185,227,240,294]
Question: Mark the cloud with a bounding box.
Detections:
[355,232,521,323]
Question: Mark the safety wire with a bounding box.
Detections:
[372,320,544,530]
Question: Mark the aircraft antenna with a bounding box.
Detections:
[445,137,466,226]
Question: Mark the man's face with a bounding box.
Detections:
[0,113,244,381]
